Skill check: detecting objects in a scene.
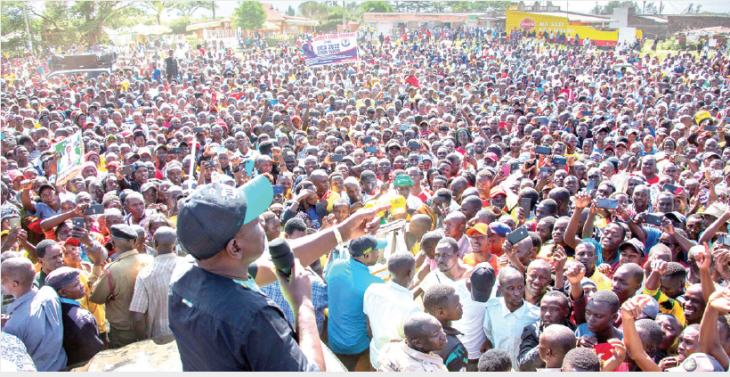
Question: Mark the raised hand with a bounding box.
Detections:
[553,245,567,271]
[621,295,652,320]
[574,191,591,209]
[607,339,627,363]
[651,259,668,275]
[565,260,586,285]
[708,288,730,313]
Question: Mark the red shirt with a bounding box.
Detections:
[405,75,420,88]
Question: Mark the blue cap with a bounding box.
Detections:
[177,176,273,260]
[489,223,512,238]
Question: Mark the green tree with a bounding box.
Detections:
[171,1,209,17]
[139,1,174,25]
[167,15,191,34]
[234,1,266,30]
[70,1,139,45]
[286,5,296,16]
[449,1,472,12]
[600,1,638,15]
[360,1,393,13]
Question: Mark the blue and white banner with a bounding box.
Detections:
[301,33,359,67]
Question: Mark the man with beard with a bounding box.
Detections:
[517,291,576,371]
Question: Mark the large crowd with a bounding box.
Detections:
[2,22,730,373]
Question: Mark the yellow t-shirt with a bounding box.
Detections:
[589,270,612,291]
[79,270,107,334]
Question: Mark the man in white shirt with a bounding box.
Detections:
[363,253,420,369]
[482,266,540,369]
[453,263,496,371]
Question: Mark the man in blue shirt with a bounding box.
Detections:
[325,235,386,371]
[2,257,67,371]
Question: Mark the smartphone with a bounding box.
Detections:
[586,180,596,195]
[365,146,378,154]
[581,111,593,116]
[704,125,717,132]
[520,197,532,215]
[488,106,497,112]
[534,117,548,125]
[617,98,625,104]
[644,213,663,226]
[501,164,511,177]
[663,183,681,195]
[307,135,314,141]
[9,218,20,230]
[331,154,343,162]
[83,204,105,216]
[243,160,255,176]
[539,167,550,179]
[596,198,619,210]
[527,107,537,113]
[120,165,135,175]
[674,155,686,163]
[570,119,579,126]
[169,147,182,154]
[717,234,730,247]
[408,141,420,150]
[535,146,551,155]
[272,185,284,195]
[193,127,205,134]
[400,124,408,131]
[510,163,521,173]
[439,126,450,132]
[363,136,373,144]
[552,157,567,166]
[507,226,529,245]
[72,217,86,229]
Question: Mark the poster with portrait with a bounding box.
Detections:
[55,132,84,184]
[301,33,359,67]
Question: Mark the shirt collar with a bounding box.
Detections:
[500,297,528,318]
[7,288,37,313]
[59,297,81,306]
[386,280,411,294]
[114,249,140,261]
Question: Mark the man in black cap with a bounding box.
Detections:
[89,224,154,349]
[45,267,104,366]
[168,176,388,371]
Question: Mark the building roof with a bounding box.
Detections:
[261,3,318,26]
[538,11,611,23]
[186,18,230,32]
[636,15,668,24]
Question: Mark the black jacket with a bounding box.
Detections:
[517,319,577,372]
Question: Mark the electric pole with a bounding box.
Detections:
[342,1,346,32]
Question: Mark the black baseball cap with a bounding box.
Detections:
[349,235,387,257]
[177,177,273,260]
[470,263,496,302]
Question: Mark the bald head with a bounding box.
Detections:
[404,312,443,352]
[528,259,552,272]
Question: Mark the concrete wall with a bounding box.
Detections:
[667,15,730,35]
[628,16,668,40]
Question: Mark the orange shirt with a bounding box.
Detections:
[462,252,499,273]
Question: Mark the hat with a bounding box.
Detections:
[393,175,414,187]
[485,152,499,162]
[635,294,660,319]
[699,202,728,219]
[138,147,152,157]
[1,204,20,222]
[470,262,496,302]
[386,141,402,150]
[349,235,387,257]
[389,195,407,215]
[44,267,81,291]
[37,183,56,195]
[140,182,157,192]
[466,223,489,237]
[580,278,597,289]
[489,187,507,199]
[619,239,645,256]
[177,177,273,260]
[110,224,138,241]
[489,222,511,237]
[665,212,686,224]
[668,353,725,372]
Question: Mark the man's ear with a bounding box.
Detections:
[411,338,423,350]
[225,238,243,260]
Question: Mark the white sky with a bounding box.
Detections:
[24,1,730,23]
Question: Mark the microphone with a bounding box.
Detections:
[269,238,294,279]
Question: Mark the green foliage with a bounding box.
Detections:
[171,1,211,17]
[167,15,191,34]
[286,5,296,16]
[360,1,393,13]
[233,1,266,31]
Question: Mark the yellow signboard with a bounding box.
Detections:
[506,10,641,47]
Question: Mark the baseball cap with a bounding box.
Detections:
[393,175,414,187]
[665,212,686,224]
[349,235,387,257]
[177,177,273,260]
[110,224,138,240]
[466,223,489,237]
[489,222,511,238]
[470,262,496,302]
[635,294,659,320]
[668,353,725,372]
[389,195,407,215]
[485,152,499,162]
[45,267,81,291]
[619,239,645,256]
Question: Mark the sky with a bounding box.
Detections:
[25,1,730,23]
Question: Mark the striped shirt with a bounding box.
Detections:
[129,253,179,338]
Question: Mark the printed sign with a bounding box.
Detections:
[55,132,85,183]
[520,17,536,31]
[301,33,359,67]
